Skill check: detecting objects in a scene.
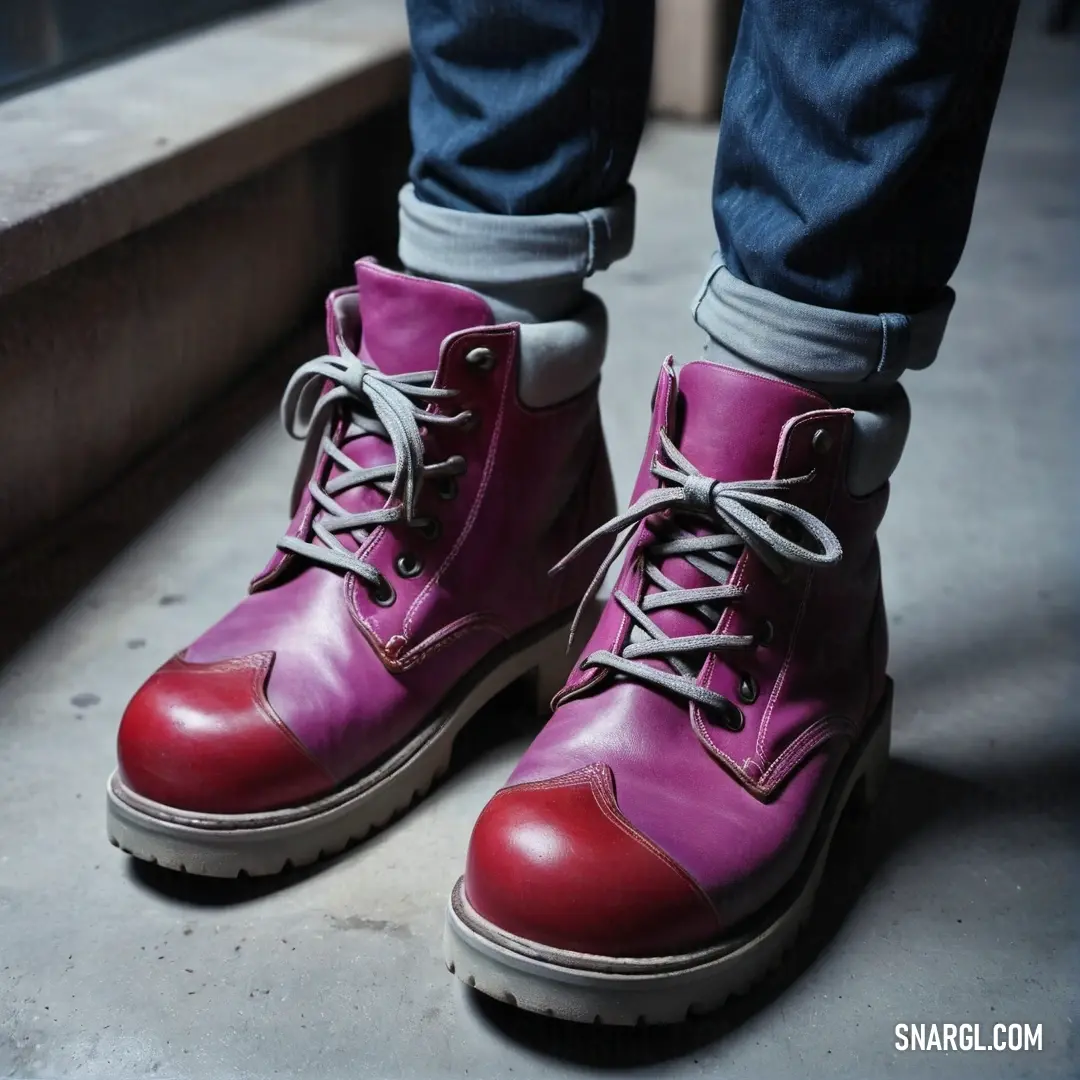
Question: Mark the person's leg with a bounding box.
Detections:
[712,0,1021,316]
[107,3,655,874]
[697,0,1021,493]
[449,0,1024,1023]
[406,0,653,217]
[400,0,655,404]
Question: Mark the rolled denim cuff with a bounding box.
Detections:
[692,254,955,385]
[398,183,636,288]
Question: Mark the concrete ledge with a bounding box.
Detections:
[0,0,409,296]
[0,0,411,557]
[0,0,741,558]
[0,106,409,556]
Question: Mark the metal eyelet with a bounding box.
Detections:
[465,347,496,372]
[369,576,396,607]
[395,552,423,578]
[416,517,442,541]
[812,428,833,455]
[757,620,774,647]
[721,701,745,732]
[706,698,744,732]
[737,674,759,705]
[436,456,467,499]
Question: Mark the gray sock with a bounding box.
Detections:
[702,338,910,497]
[398,183,633,408]
[455,277,590,327]
[515,293,607,408]
[403,264,607,410]
[691,255,953,496]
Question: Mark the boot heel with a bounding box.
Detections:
[851,678,893,812]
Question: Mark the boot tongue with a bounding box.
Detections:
[299,264,495,563]
[638,361,829,655]
[354,259,494,375]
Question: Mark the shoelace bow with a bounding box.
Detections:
[276,343,470,587]
[551,429,843,726]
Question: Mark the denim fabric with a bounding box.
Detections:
[405,0,654,216]
[404,0,1020,379]
[715,0,1021,316]
[693,256,955,387]
[398,183,635,290]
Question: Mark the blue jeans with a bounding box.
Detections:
[403,0,1020,384]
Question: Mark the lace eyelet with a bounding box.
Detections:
[705,698,744,732]
[720,701,745,732]
[812,428,833,455]
[436,476,458,501]
[416,517,442,542]
[395,552,423,578]
[757,620,774,647]
[369,576,396,607]
[465,346,496,372]
[737,673,759,705]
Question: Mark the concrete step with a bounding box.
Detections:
[0,0,411,557]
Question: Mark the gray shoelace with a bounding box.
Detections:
[276,344,470,587]
[552,429,843,726]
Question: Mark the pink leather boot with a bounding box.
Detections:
[107,260,615,877]
[447,357,892,1023]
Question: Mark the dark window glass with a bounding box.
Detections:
[1,0,282,98]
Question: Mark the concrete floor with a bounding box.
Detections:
[1,7,1077,1079]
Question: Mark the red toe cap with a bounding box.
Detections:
[117,652,334,814]
[464,763,722,957]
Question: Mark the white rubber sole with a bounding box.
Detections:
[106,612,577,878]
[444,680,893,1025]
